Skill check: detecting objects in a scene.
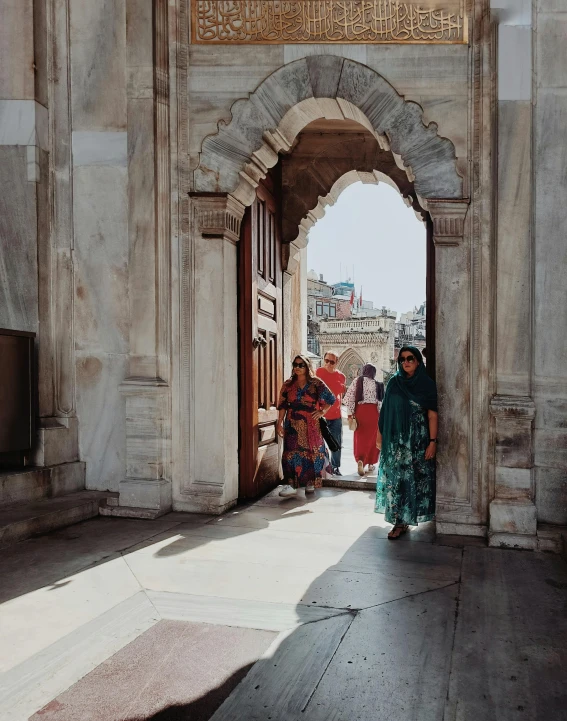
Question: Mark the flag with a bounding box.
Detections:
[359,287,363,306]
[350,289,355,306]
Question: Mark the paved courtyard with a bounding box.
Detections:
[1,488,566,721]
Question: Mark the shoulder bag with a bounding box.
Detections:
[319,417,340,452]
[348,402,358,432]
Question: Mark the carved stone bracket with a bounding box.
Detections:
[282,240,302,275]
[490,395,536,420]
[192,194,246,245]
[425,199,470,246]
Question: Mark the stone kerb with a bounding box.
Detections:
[194,56,464,208]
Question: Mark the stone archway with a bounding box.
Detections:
[336,348,366,386]
[186,54,491,543]
[194,56,464,209]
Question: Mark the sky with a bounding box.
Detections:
[306,182,426,317]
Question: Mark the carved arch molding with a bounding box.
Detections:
[193,55,469,259]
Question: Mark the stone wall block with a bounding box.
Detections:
[535,467,567,526]
[494,417,533,469]
[0,147,39,333]
[69,0,127,131]
[306,55,344,98]
[0,0,35,99]
[32,417,80,467]
[122,386,170,482]
[489,499,537,536]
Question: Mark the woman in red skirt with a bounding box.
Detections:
[343,364,385,476]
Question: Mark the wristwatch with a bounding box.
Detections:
[429,438,437,443]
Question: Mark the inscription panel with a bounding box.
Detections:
[192,0,468,45]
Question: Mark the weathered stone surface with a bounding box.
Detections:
[536,467,567,525]
[446,547,567,720]
[489,498,537,536]
[0,147,39,333]
[195,56,463,201]
[496,101,532,396]
[69,0,127,131]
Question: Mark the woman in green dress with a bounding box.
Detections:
[375,346,438,539]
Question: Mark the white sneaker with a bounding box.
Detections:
[305,483,315,493]
[279,484,297,498]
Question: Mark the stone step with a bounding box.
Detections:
[538,523,567,557]
[0,491,116,547]
[0,462,86,507]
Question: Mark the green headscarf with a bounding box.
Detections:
[379,346,437,453]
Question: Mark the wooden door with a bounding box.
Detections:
[238,176,283,499]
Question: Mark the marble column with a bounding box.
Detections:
[488,4,537,548]
[69,0,128,491]
[0,0,40,339]
[34,0,80,469]
[176,194,244,514]
[532,0,567,529]
[0,0,83,476]
[116,0,173,515]
[425,200,481,536]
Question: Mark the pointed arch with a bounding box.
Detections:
[336,348,366,386]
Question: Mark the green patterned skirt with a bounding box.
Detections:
[375,400,436,526]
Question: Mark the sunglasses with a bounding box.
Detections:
[293,362,306,369]
[324,358,336,365]
[400,355,416,363]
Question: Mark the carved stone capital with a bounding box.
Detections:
[490,395,536,420]
[424,199,470,246]
[191,193,246,245]
[282,240,302,274]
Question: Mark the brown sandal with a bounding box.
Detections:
[387,524,409,540]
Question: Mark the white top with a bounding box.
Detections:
[343,377,383,414]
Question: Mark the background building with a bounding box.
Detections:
[307,269,397,381]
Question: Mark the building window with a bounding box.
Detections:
[316,301,336,317]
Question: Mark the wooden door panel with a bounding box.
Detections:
[239,177,283,499]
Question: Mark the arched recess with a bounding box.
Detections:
[281,119,425,247]
[194,56,464,210]
[284,167,424,276]
[336,348,366,386]
[186,54,480,538]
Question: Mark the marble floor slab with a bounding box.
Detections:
[210,614,355,721]
[303,586,457,721]
[0,592,159,721]
[0,513,213,603]
[30,620,278,721]
[445,547,567,721]
[0,556,142,672]
[208,502,436,542]
[1,488,566,721]
[148,590,350,631]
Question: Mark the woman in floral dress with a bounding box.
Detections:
[375,346,438,539]
[276,355,336,498]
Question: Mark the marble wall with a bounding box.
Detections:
[70,0,129,491]
[533,0,567,525]
[0,147,39,333]
[2,0,564,539]
[0,0,40,335]
[187,43,470,189]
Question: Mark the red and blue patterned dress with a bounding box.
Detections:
[277,376,336,489]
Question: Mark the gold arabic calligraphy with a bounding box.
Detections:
[192,0,468,44]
